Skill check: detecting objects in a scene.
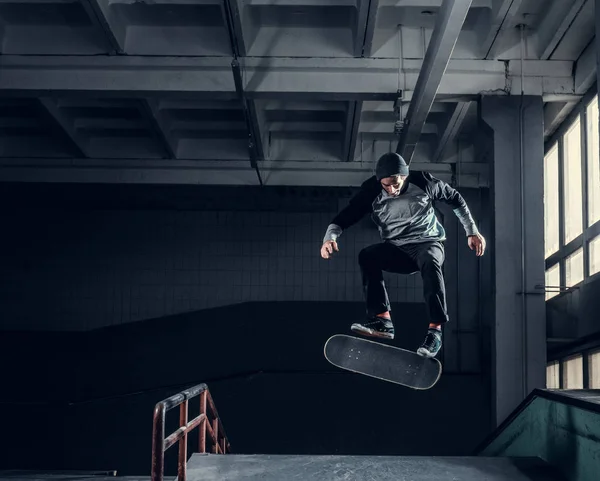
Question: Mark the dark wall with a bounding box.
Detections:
[0,182,492,475]
[1,302,490,475]
[0,183,427,331]
[547,275,600,341]
[0,331,74,470]
[0,182,490,372]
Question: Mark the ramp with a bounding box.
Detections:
[185,453,565,481]
[475,389,600,481]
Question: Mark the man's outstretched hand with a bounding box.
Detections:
[321,240,339,259]
[468,233,486,256]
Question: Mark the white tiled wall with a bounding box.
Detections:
[0,207,424,331]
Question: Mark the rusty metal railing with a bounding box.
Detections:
[151,383,230,481]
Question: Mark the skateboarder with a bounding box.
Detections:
[320,152,486,358]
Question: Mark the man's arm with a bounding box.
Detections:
[322,175,380,243]
[418,172,479,237]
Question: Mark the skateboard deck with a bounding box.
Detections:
[324,334,442,390]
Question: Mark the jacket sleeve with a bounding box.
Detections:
[322,175,379,243]
[420,172,479,237]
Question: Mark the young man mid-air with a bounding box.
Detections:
[320,152,486,358]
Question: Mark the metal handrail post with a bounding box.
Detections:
[151,403,166,481]
[178,401,188,481]
[199,390,207,454]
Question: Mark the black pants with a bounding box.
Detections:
[358,241,449,324]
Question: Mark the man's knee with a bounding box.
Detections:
[358,246,374,267]
[358,244,383,268]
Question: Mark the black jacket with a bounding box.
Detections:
[329,172,478,243]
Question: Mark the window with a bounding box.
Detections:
[545,263,560,300]
[590,235,600,276]
[563,118,583,243]
[562,354,584,389]
[589,349,600,389]
[545,90,599,300]
[565,248,584,287]
[544,144,560,257]
[546,361,560,389]
[587,96,600,226]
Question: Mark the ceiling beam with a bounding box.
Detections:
[222,0,248,56]
[246,0,355,5]
[506,59,576,98]
[267,122,341,132]
[81,0,124,54]
[358,0,381,57]
[343,101,363,161]
[536,0,587,60]
[574,40,596,95]
[0,158,487,188]
[138,99,178,159]
[379,0,490,5]
[544,101,578,139]
[394,0,473,164]
[37,98,89,158]
[0,56,575,100]
[232,59,266,161]
[224,0,266,181]
[361,122,438,135]
[247,0,489,5]
[480,0,523,59]
[432,101,471,162]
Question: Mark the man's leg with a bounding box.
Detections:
[415,241,448,326]
[403,241,447,357]
[352,242,418,339]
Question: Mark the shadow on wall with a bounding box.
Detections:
[1,301,490,476]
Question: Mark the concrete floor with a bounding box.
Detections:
[184,453,566,481]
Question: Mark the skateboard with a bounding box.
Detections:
[324,334,442,390]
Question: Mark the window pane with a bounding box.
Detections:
[546,361,560,389]
[565,248,584,287]
[590,235,600,276]
[564,118,583,243]
[562,354,583,389]
[544,144,560,257]
[587,96,600,226]
[589,349,600,389]
[545,263,560,300]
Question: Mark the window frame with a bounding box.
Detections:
[544,84,600,293]
[547,333,600,389]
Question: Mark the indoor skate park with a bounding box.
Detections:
[1,0,600,480]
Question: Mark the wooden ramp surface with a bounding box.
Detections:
[185,454,565,481]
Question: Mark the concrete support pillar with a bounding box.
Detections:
[480,95,547,427]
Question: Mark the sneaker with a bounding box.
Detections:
[351,316,395,340]
[417,329,442,358]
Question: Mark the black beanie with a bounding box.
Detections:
[375,152,409,180]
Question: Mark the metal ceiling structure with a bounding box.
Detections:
[0,0,595,188]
